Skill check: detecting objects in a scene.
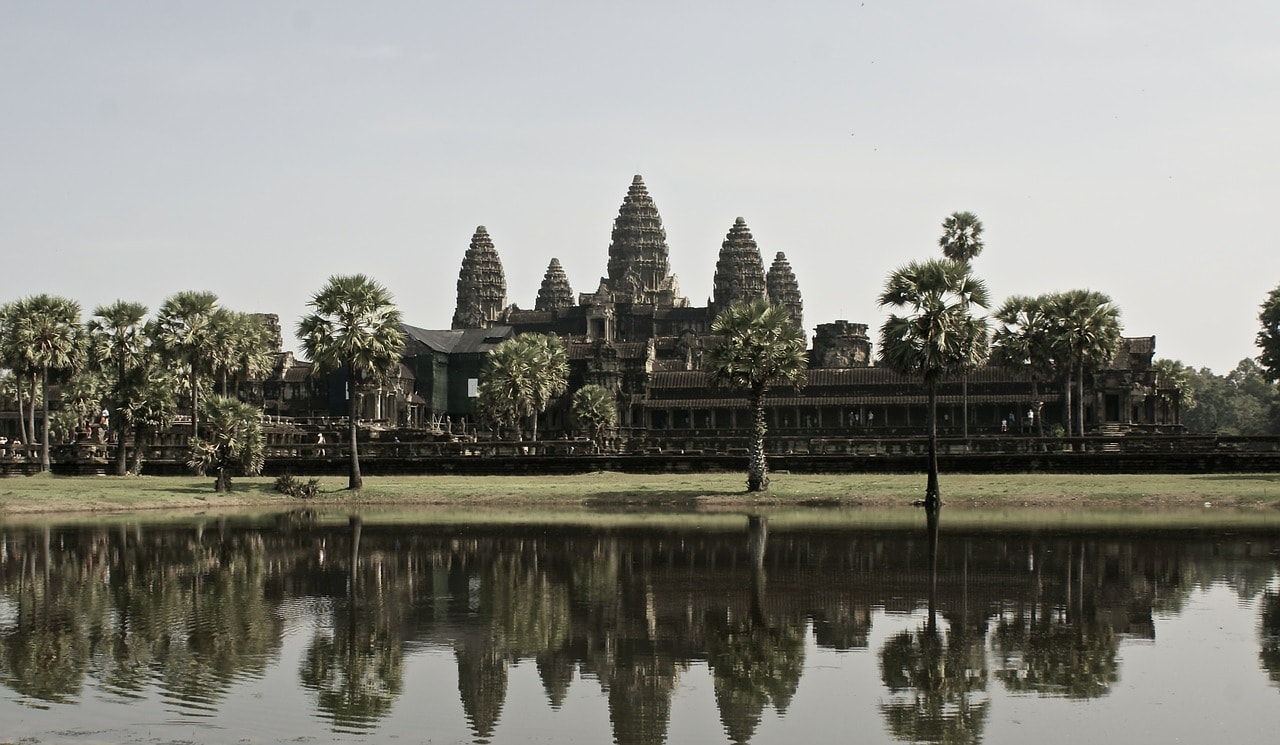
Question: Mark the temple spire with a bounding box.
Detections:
[535,258,575,311]
[767,250,804,337]
[452,225,507,329]
[712,217,767,312]
[603,175,683,306]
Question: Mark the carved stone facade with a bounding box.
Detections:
[452,226,507,330]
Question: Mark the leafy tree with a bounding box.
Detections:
[938,211,985,263]
[86,300,151,475]
[186,395,265,492]
[1258,283,1280,383]
[476,334,568,442]
[12,295,85,471]
[152,291,220,438]
[297,274,406,490]
[1182,359,1280,435]
[990,294,1056,437]
[704,298,808,492]
[1045,290,1121,437]
[878,259,989,507]
[571,384,618,453]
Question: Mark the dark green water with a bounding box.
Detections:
[1,508,1278,744]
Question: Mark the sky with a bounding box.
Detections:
[3,1,1277,375]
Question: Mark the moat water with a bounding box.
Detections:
[1,507,1279,744]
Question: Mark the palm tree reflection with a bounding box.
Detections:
[879,505,990,744]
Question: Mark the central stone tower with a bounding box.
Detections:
[602,175,684,306]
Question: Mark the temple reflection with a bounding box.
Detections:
[0,512,1277,744]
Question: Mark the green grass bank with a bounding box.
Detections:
[1,471,1279,516]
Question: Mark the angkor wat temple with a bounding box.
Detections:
[388,175,1181,450]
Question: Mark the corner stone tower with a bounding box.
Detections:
[766,251,804,336]
[452,225,507,329]
[811,320,872,368]
[603,175,683,306]
[535,258,575,311]
[712,217,768,312]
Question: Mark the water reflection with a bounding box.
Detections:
[0,510,1278,744]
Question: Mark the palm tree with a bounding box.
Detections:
[526,334,568,443]
[209,311,274,398]
[0,300,40,445]
[1045,290,1121,437]
[186,395,265,493]
[476,336,536,440]
[475,334,568,443]
[297,274,406,490]
[87,301,150,475]
[704,298,808,492]
[938,211,985,263]
[14,295,85,471]
[152,291,220,438]
[571,384,618,453]
[878,259,989,508]
[990,294,1055,437]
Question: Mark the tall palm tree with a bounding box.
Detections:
[939,211,985,436]
[87,300,150,475]
[704,298,808,492]
[878,259,989,508]
[297,274,406,490]
[15,295,85,471]
[152,291,220,438]
[990,294,1055,437]
[1046,290,1121,437]
[938,211,985,263]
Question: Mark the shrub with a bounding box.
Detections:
[274,474,320,499]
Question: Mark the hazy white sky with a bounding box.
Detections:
[3,1,1277,374]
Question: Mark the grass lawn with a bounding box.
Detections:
[1,470,1278,517]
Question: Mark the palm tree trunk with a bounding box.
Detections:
[925,381,940,508]
[1075,360,1086,437]
[115,420,129,477]
[190,368,200,441]
[40,367,51,473]
[1062,371,1074,439]
[747,387,769,492]
[15,376,27,446]
[347,364,363,490]
[26,373,38,445]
